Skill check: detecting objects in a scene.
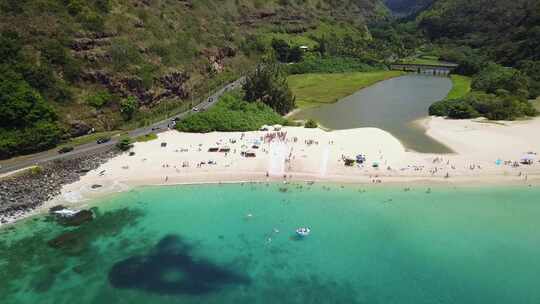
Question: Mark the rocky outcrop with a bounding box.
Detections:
[81,70,191,105]
[201,47,237,74]
[80,71,154,104]
[0,149,119,224]
[69,120,93,137]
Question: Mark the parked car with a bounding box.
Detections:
[58,146,74,154]
[96,137,111,144]
[192,107,199,112]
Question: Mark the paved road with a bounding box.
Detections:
[0,77,245,175]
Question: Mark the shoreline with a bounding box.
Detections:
[3,171,538,228]
[2,116,540,227]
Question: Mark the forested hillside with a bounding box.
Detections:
[0,0,389,159]
[419,0,540,120]
[383,0,434,16]
[418,0,540,65]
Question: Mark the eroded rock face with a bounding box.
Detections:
[201,47,237,74]
[80,70,191,105]
[69,120,92,137]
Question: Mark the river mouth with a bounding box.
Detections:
[292,74,453,153]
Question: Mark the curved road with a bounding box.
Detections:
[0,77,245,175]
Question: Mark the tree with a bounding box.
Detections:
[472,63,529,95]
[271,38,290,62]
[243,57,296,115]
[120,96,138,120]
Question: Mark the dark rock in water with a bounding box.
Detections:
[91,184,103,189]
[108,234,250,295]
[48,232,79,249]
[60,210,94,226]
[72,265,85,274]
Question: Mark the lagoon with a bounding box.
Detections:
[2,183,540,303]
[293,74,453,153]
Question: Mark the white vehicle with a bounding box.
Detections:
[192,107,199,112]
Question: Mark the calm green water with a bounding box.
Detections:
[2,183,540,303]
[293,74,453,153]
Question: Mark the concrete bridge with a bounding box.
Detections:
[390,63,459,76]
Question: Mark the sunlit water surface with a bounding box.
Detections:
[1,183,540,303]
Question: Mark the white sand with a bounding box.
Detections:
[45,117,540,210]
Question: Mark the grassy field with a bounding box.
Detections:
[288,71,405,109]
[445,75,472,100]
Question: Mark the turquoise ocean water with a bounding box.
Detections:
[1,183,540,303]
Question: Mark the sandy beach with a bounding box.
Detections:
[35,116,539,211]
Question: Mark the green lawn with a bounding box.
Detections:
[445,75,472,100]
[288,71,405,109]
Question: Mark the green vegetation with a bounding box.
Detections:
[304,119,318,128]
[120,96,138,121]
[288,71,405,109]
[135,133,158,143]
[116,137,133,151]
[430,91,537,120]
[243,58,296,115]
[271,39,303,63]
[176,93,287,133]
[86,91,114,108]
[287,57,387,74]
[418,0,540,66]
[445,75,471,100]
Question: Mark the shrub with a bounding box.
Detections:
[120,96,138,120]
[304,119,318,128]
[429,91,537,120]
[116,137,133,151]
[86,90,113,108]
[176,93,287,133]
